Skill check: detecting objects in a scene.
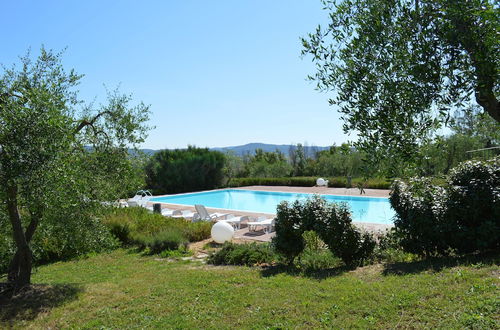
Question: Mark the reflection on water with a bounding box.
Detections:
[151,189,395,224]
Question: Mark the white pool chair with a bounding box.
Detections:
[172,210,196,220]
[247,216,276,233]
[194,204,227,222]
[127,200,140,207]
[162,208,181,217]
[218,214,249,230]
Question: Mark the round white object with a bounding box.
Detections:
[316,178,326,186]
[211,221,234,244]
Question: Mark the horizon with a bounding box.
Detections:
[1,0,356,149]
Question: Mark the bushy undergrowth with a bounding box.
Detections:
[390,157,499,257]
[0,207,118,275]
[372,228,418,264]
[295,231,340,271]
[102,207,212,254]
[228,176,391,189]
[207,242,277,266]
[273,195,376,268]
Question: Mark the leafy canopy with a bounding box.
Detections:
[0,48,150,285]
[302,0,499,159]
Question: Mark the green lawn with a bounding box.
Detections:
[1,249,498,329]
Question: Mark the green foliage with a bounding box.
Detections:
[451,105,500,147]
[373,229,418,264]
[102,207,212,253]
[296,231,340,271]
[390,157,500,256]
[242,149,293,178]
[207,242,276,266]
[302,0,500,163]
[0,207,119,275]
[0,48,150,284]
[133,229,188,254]
[145,146,225,194]
[445,158,500,253]
[273,196,376,268]
[159,246,193,259]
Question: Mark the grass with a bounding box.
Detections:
[1,249,498,328]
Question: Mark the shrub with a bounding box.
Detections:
[445,158,500,253]
[318,202,377,267]
[101,207,213,254]
[373,228,418,263]
[289,177,316,187]
[296,231,340,271]
[1,207,119,276]
[390,157,500,257]
[207,242,276,266]
[272,195,376,268]
[133,229,188,254]
[145,146,225,194]
[272,201,306,265]
[390,179,449,256]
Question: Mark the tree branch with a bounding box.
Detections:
[74,110,114,134]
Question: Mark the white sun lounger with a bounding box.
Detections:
[218,214,249,230]
[128,190,153,207]
[247,216,275,233]
[194,204,227,222]
[162,208,181,217]
[172,210,196,220]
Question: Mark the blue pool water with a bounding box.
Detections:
[151,189,395,224]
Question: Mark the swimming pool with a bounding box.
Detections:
[150,189,395,224]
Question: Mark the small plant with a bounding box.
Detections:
[372,229,418,263]
[207,242,276,266]
[296,231,340,271]
[159,246,193,259]
[133,229,188,254]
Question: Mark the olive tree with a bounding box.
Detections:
[0,48,150,287]
[302,0,499,159]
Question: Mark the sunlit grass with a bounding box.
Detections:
[1,249,498,328]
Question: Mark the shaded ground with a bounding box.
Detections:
[0,283,82,324]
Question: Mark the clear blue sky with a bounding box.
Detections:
[2,0,354,149]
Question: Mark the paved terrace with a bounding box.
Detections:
[149,185,393,242]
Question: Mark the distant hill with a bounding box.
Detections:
[137,143,330,157]
[211,143,330,157]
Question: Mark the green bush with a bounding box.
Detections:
[1,207,119,275]
[207,242,276,266]
[102,207,212,254]
[273,195,376,268]
[372,228,418,263]
[145,146,225,194]
[296,231,340,271]
[390,157,500,256]
[133,229,188,254]
[445,158,500,253]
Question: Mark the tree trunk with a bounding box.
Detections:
[5,183,32,287]
[7,212,40,283]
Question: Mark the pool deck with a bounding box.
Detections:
[233,185,390,197]
[147,185,393,242]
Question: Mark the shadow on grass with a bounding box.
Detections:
[260,264,352,280]
[383,250,500,276]
[0,283,82,323]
